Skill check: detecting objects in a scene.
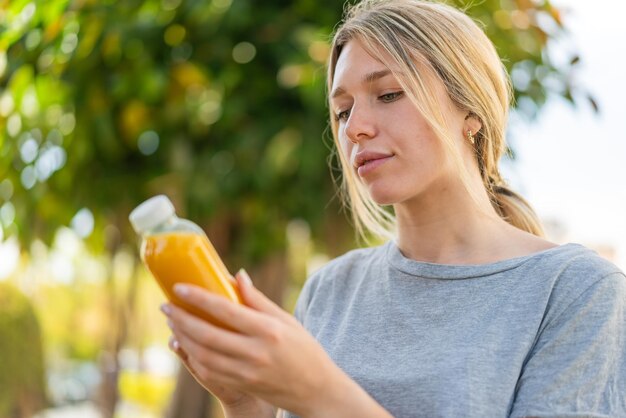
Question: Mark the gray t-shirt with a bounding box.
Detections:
[285,241,626,418]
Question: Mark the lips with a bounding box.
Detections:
[353,150,394,177]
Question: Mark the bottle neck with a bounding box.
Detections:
[143,214,179,236]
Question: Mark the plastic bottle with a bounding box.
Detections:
[129,195,242,327]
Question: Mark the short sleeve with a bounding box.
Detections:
[510,272,626,418]
[292,287,308,324]
[292,270,321,325]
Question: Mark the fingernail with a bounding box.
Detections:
[238,268,253,286]
[169,336,180,351]
[174,284,189,298]
[160,304,172,316]
[167,318,174,330]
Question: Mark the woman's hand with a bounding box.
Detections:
[165,331,273,417]
[161,270,352,417]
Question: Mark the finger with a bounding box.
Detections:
[169,335,188,361]
[185,355,245,391]
[181,350,212,384]
[235,269,293,322]
[169,335,205,382]
[169,336,225,388]
[169,304,252,359]
[175,328,250,387]
[173,283,273,336]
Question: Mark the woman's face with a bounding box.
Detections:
[330,39,467,206]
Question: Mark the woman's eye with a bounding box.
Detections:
[379,91,403,103]
[336,109,351,121]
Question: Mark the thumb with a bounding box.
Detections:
[235,269,289,319]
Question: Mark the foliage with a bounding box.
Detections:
[0,282,47,417]
[0,0,588,415]
[452,0,594,118]
[0,0,585,260]
[36,277,110,359]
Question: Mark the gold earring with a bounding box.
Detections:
[466,130,475,145]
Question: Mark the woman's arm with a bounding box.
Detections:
[222,401,275,418]
[302,372,394,418]
[164,270,393,418]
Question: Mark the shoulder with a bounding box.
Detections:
[292,242,390,321]
[305,242,389,288]
[518,242,623,288]
[548,243,624,296]
[315,242,387,272]
[534,243,626,330]
[559,243,622,275]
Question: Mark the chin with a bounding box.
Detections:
[367,185,402,206]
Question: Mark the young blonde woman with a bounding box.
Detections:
[161,1,626,417]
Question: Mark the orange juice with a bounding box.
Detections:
[129,195,243,329]
[142,232,242,328]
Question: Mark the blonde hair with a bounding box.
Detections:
[327,0,545,241]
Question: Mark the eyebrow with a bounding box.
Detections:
[331,69,392,99]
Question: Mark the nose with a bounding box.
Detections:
[344,104,377,144]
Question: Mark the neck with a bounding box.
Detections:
[393,179,514,265]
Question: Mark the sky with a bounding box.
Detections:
[502,0,626,270]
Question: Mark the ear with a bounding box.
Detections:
[463,112,482,136]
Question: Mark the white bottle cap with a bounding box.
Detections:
[129,195,176,234]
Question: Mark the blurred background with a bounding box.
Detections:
[0,0,623,417]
